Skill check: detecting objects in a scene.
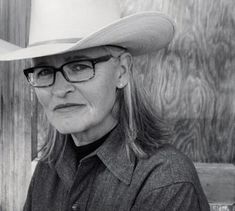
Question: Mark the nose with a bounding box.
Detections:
[51,71,75,97]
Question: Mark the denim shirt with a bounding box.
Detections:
[23,126,210,211]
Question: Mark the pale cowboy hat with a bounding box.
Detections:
[0,0,175,61]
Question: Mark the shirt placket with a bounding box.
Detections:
[66,158,99,211]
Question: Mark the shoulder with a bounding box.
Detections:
[34,159,54,172]
[132,144,209,210]
[31,160,57,184]
[134,144,200,189]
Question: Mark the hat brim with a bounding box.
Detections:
[0,12,175,61]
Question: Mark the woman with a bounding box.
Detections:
[0,0,210,210]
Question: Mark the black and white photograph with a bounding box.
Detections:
[0,0,234,210]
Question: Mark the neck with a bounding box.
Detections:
[71,117,118,147]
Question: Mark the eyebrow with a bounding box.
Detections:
[64,54,92,62]
[31,59,47,67]
[32,54,92,66]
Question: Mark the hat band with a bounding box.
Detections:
[28,38,80,47]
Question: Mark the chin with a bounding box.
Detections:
[55,126,83,134]
[48,108,96,133]
[52,121,90,134]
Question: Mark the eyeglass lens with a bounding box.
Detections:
[28,61,94,87]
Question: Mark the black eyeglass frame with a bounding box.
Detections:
[23,55,113,88]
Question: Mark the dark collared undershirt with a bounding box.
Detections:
[70,128,114,165]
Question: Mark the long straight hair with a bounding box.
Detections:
[39,49,171,163]
[118,61,170,159]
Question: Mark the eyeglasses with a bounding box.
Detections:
[23,55,113,87]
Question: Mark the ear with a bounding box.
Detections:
[116,52,132,89]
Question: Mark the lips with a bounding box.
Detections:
[53,103,85,111]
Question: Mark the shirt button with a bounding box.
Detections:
[71,202,79,211]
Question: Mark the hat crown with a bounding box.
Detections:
[29,0,121,45]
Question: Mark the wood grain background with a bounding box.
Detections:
[0,0,31,210]
[0,0,235,210]
[120,0,235,163]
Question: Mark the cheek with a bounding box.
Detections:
[86,84,117,117]
[34,88,51,109]
[86,72,118,113]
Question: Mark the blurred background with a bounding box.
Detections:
[0,0,234,210]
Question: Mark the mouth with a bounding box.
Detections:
[53,103,85,112]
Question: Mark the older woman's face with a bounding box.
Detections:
[33,47,129,135]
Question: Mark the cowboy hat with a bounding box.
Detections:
[0,0,175,61]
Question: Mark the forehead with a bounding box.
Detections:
[33,46,108,64]
[33,46,126,65]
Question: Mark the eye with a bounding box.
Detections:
[66,61,93,72]
[36,67,53,77]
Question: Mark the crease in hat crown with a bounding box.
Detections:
[29,0,121,46]
[0,0,175,61]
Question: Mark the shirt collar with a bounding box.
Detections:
[54,124,135,188]
[96,125,135,185]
